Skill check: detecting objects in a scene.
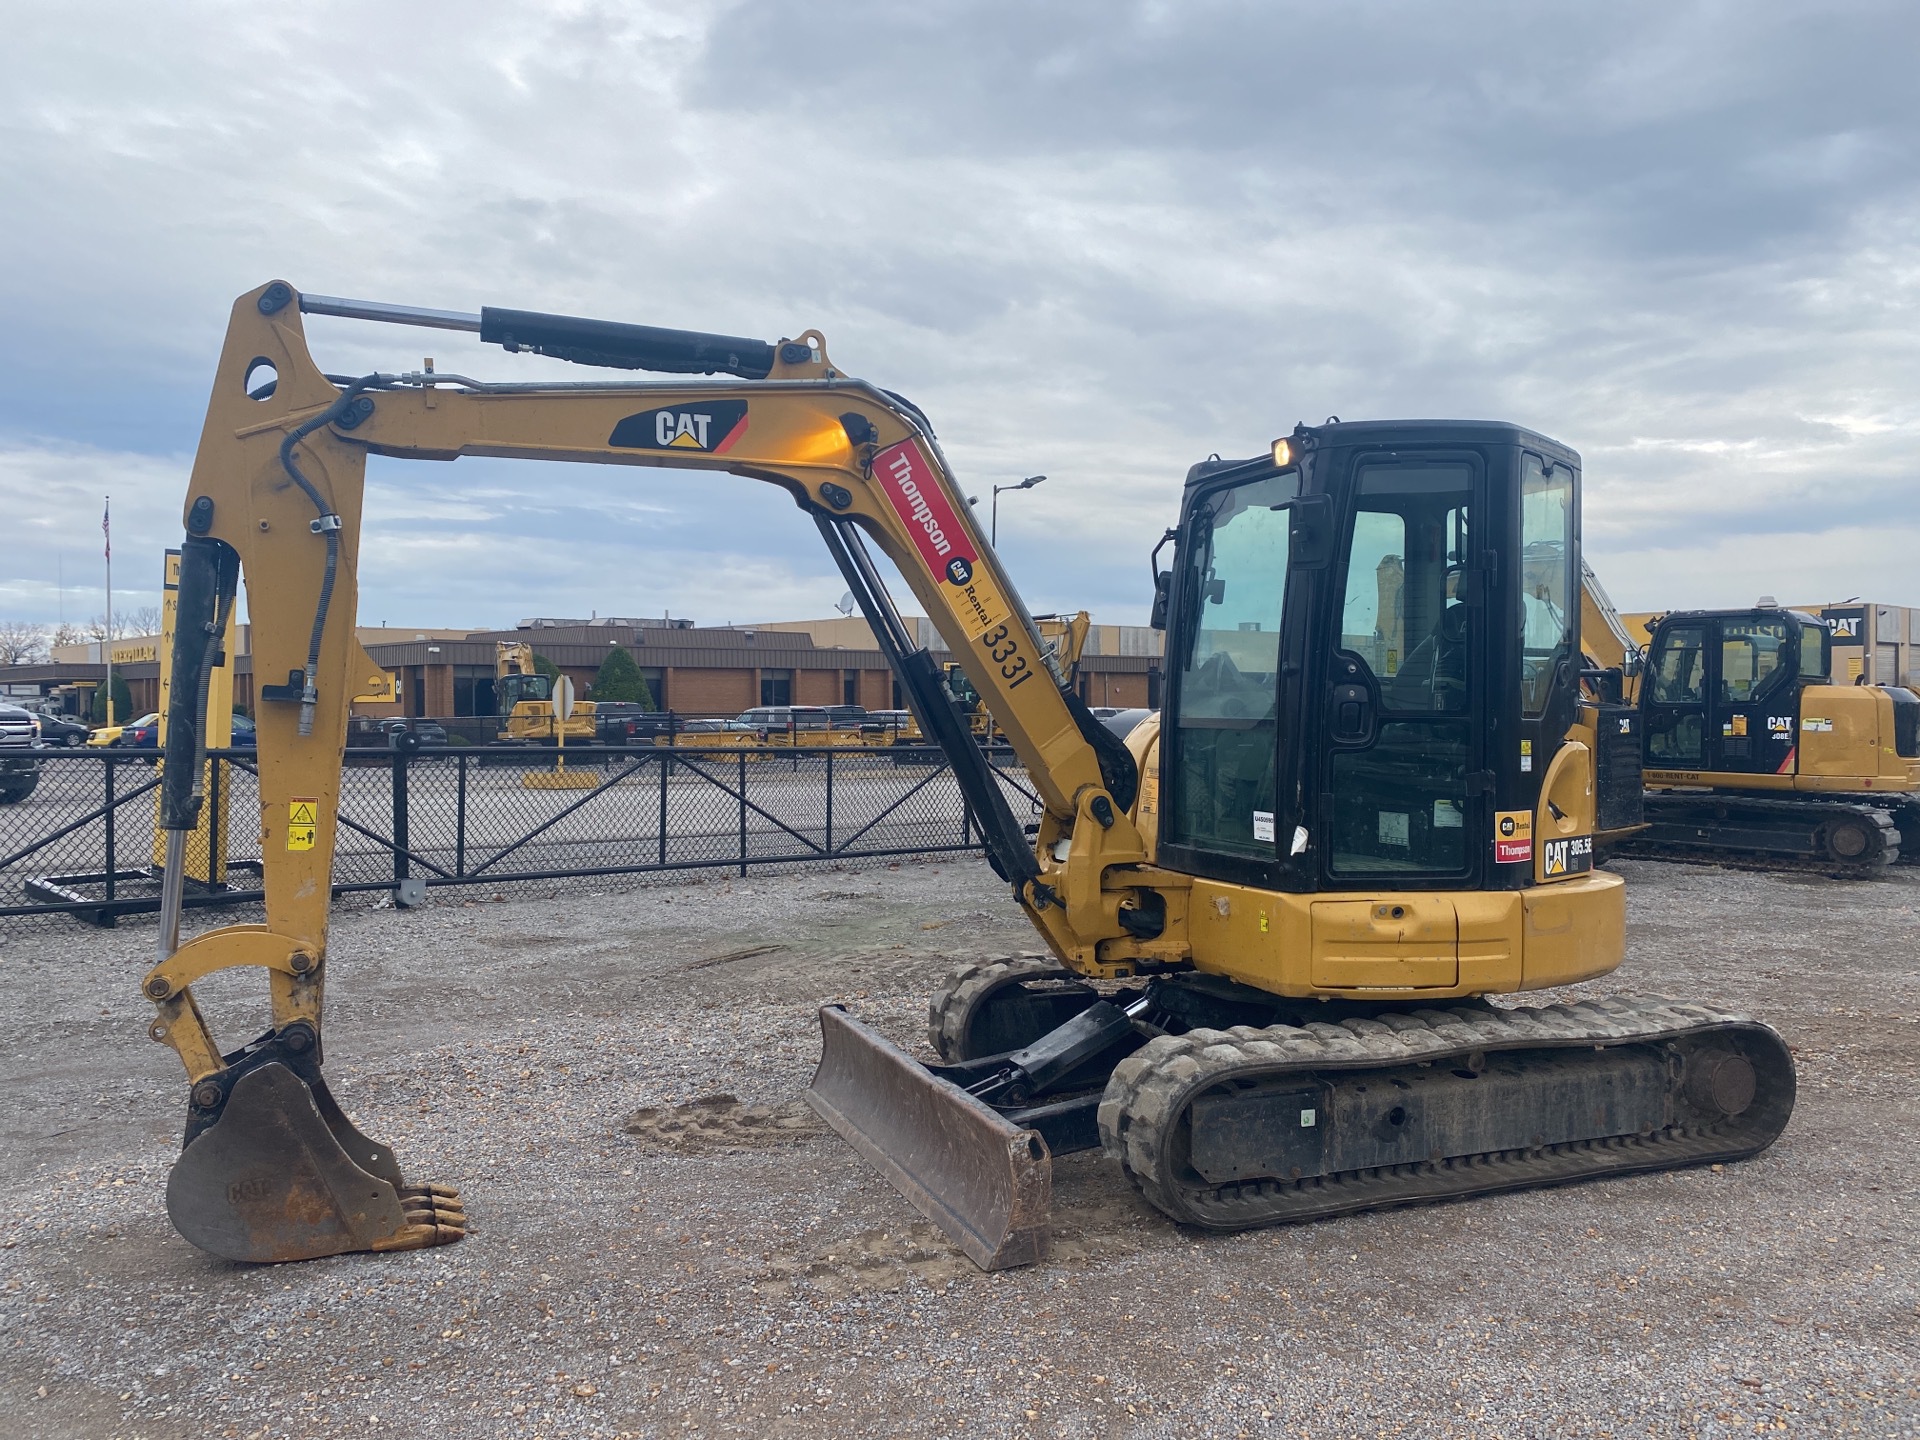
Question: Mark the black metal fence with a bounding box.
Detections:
[0,743,1040,927]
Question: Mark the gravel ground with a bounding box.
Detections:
[0,855,1915,1439]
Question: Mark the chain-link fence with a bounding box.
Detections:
[0,742,1040,928]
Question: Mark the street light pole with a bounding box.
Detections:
[990,475,1047,547]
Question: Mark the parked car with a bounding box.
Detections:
[593,703,669,745]
[731,706,839,734]
[87,712,161,748]
[0,703,41,803]
[228,714,256,747]
[28,707,89,746]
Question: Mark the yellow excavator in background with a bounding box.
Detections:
[494,639,596,744]
[904,610,1092,744]
[1577,569,1920,873]
[144,282,1793,1270]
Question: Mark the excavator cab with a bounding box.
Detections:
[1641,608,1826,775]
[497,671,554,709]
[1162,424,1584,919]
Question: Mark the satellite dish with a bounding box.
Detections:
[835,592,856,617]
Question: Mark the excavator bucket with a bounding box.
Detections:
[166,1062,465,1263]
[805,1005,1050,1271]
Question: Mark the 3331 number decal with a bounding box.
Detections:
[982,623,1033,689]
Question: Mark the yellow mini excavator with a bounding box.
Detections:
[1578,571,1920,874]
[494,640,596,744]
[145,282,1794,1269]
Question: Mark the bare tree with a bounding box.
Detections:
[49,623,86,651]
[86,605,164,642]
[0,620,47,666]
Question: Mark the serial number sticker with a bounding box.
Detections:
[287,797,319,852]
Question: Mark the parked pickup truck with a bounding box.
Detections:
[0,703,43,803]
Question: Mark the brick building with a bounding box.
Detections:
[6,618,1160,721]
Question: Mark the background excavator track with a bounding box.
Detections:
[1619,795,1905,876]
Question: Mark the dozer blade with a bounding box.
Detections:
[167,1061,466,1263]
[806,1005,1050,1271]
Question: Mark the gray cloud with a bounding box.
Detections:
[2,0,1917,632]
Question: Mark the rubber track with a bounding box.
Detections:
[926,955,1068,1062]
[1098,993,1794,1231]
[1620,794,1899,877]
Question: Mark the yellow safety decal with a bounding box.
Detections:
[956,569,1014,643]
[288,797,319,852]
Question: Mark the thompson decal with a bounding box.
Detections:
[874,441,970,570]
[873,440,1011,640]
[609,400,749,455]
[1494,809,1533,865]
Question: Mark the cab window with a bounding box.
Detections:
[1340,465,1471,715]
[1519,455,1574,715]
[1719,619,1791,703]
[1167,468,1296,858]
[1648,625,1707,704]
[1799,621,1828,679]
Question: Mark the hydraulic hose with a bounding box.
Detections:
[277,375,387,734]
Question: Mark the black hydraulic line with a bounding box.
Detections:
[160,537,240,832]
[276,374,389,735]
[812,512,1040,887]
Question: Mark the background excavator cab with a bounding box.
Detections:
[1642,608,1827,775]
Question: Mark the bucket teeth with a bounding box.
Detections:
[375,1185,468,1251]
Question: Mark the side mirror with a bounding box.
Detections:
[1147,527,1178,631]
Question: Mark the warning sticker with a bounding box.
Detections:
[288,797,319,852]
[872,439,1009,640]
[1494,809,1533,864]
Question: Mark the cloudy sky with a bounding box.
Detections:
[3,0,1916,634]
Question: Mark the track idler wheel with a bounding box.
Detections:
[167,1061,465,1263]
[927,956,1096,1062]
[1819,814,1876,864]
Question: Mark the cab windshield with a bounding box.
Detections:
[499,674,552,707]
[1166,467,1298,858]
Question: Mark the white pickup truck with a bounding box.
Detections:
[0,703,42,803]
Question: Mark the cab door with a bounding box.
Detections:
[1316,454,1484,888]
[1706,614,1799,775]
[1158,464,1299,887]
[1643,621,1709,769]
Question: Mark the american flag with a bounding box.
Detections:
[102,497,110,560]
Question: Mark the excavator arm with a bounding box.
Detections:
[149,282,1171,1263]
[1579,558,1644,701]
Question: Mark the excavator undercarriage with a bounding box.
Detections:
[809,958,1793,1267]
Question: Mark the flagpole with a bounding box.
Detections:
[103,496,114,727]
